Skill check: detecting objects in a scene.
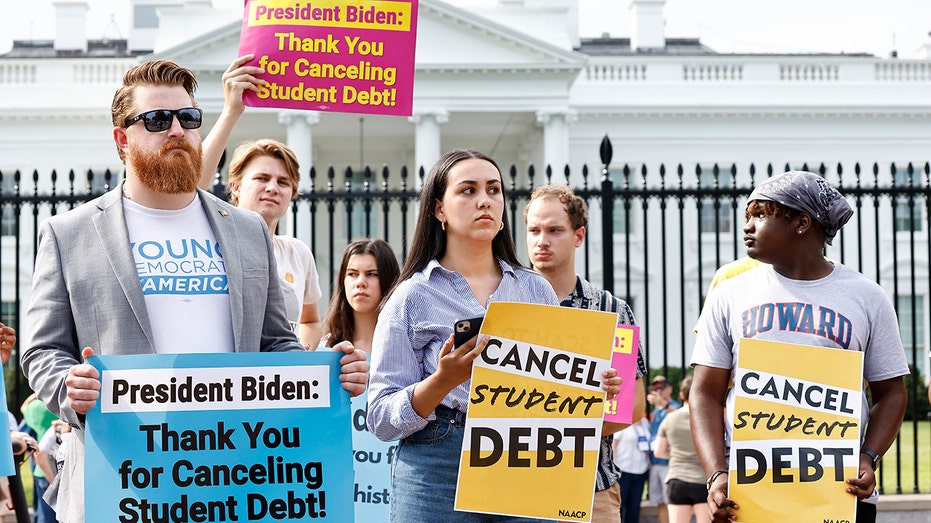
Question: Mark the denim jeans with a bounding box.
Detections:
[390,405,547,523]
[617,470,647,523]
[33,475,56,523]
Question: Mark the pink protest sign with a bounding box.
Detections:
[603,323,640,424]
[239,0,418,116]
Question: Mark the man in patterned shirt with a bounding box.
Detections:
[525,185,647,523]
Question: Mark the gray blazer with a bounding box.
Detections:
[21,185,302,522]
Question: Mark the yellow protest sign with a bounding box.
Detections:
[729,338,863,523]
[454,302,617,522]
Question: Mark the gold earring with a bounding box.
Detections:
[499,222,504,231]
[441,221,446,231]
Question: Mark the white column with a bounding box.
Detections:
[278,110,320,191]
[277,110,320,236]
[408,110,449,180]
[536,109,577,180]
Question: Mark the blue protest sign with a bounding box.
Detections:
[0,369,14,476]
[350,392,394,522]
[85,352,353,521]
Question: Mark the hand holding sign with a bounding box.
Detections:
[66,346,100,415]
[707,472,738,522]
[845,465,875,501]
[220,54,266,118]
[601,368,621,399]
[332,339,370,398]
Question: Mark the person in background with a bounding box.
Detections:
[198,56,323,348]
[224,139,324,348]
[524,184,646,523]
[613,413,651,523]
[320,239,400,353]
[705,257,762,299]
[37,421,71,478]
[0,322,14,365]
[654,376,708,523]
[367,149,623,522]
[690,171,908,523]
[320,238,400,522]
[0,323,40,522]
[7,422,40,519]
[646,376,679,523]
[21,394,57,523]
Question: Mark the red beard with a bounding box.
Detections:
[128,138,203,194]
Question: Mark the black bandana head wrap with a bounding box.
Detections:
[748,171,853,245]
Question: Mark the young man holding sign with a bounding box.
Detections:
[690,171,908,523]
[524,185,647,523]
[21,59,369,523]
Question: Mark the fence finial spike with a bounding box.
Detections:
[599,135,613,168]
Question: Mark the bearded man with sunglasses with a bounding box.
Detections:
[21,60,369,523]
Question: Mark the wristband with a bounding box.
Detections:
[706,470,727,491]
[860,448,880,470]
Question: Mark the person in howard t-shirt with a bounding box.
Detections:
[690,171,908,523]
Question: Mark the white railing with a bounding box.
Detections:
[0,63,36,84]
[584,63,647,82]
[875,61,931,82]
[72,61,130,84]
[0,58,136,86]
[579,56,931,85]
[779,63,840,81]
[683,63,743,81]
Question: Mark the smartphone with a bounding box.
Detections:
[453,315,484,348]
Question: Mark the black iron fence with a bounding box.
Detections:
[1,137,930,494]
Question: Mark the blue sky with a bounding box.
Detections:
[3,0,930,58]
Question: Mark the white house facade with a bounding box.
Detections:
[1,0,928,374]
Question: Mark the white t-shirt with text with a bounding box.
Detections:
[124,197,234,353]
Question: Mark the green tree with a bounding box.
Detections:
[903,364,929,421]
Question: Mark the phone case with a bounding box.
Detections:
[453,316,484,347]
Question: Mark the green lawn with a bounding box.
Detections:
[875,420,931,495]
[19,458,33,506]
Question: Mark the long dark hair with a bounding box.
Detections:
[322,238,400,347]
[393,149,522,292]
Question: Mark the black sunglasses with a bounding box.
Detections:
[124,107,203,132]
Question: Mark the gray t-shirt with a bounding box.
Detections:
[691,263,909,462]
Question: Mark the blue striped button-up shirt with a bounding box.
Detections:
[366,258,559,442]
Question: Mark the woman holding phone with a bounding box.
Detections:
[366,149,621,522]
